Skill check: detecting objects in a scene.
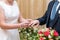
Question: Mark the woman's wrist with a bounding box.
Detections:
[17,23,21,28]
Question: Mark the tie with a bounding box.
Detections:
[50,1,59,20]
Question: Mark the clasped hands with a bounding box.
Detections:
[20,19,40,28]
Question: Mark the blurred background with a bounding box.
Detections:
[16,0,51,28]
[17,0,50,19]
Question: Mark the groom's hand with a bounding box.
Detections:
[29,20,40,27]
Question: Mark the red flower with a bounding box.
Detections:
[53,30,59,37]
[44,31,50,36]
[38,31,43,34]
[39,37,44,40]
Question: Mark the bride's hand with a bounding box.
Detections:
[20,21,30,28]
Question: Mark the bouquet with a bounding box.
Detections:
[19,27,60,40]
[19,27,39,40]
[38,28,59,40]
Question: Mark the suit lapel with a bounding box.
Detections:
[46,1,55,27]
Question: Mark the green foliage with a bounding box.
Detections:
[19,27,60,40]
[19,27,39,40]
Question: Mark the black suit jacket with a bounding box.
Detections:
[37,0,60,32]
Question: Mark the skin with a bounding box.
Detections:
[0,0,30,29]
[30,20,40,27]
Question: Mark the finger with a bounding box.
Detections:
[31,23,36,27]
[29,22,33,26]
[23,24,29,27]
[35,23,39,26]
[31,22,39,27]
[22,22,29,25]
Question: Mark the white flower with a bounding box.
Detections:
[42,29,45,32]
[48,35,52,38]
[50,30,54,36]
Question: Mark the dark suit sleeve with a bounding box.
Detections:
[37,1,54,25]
